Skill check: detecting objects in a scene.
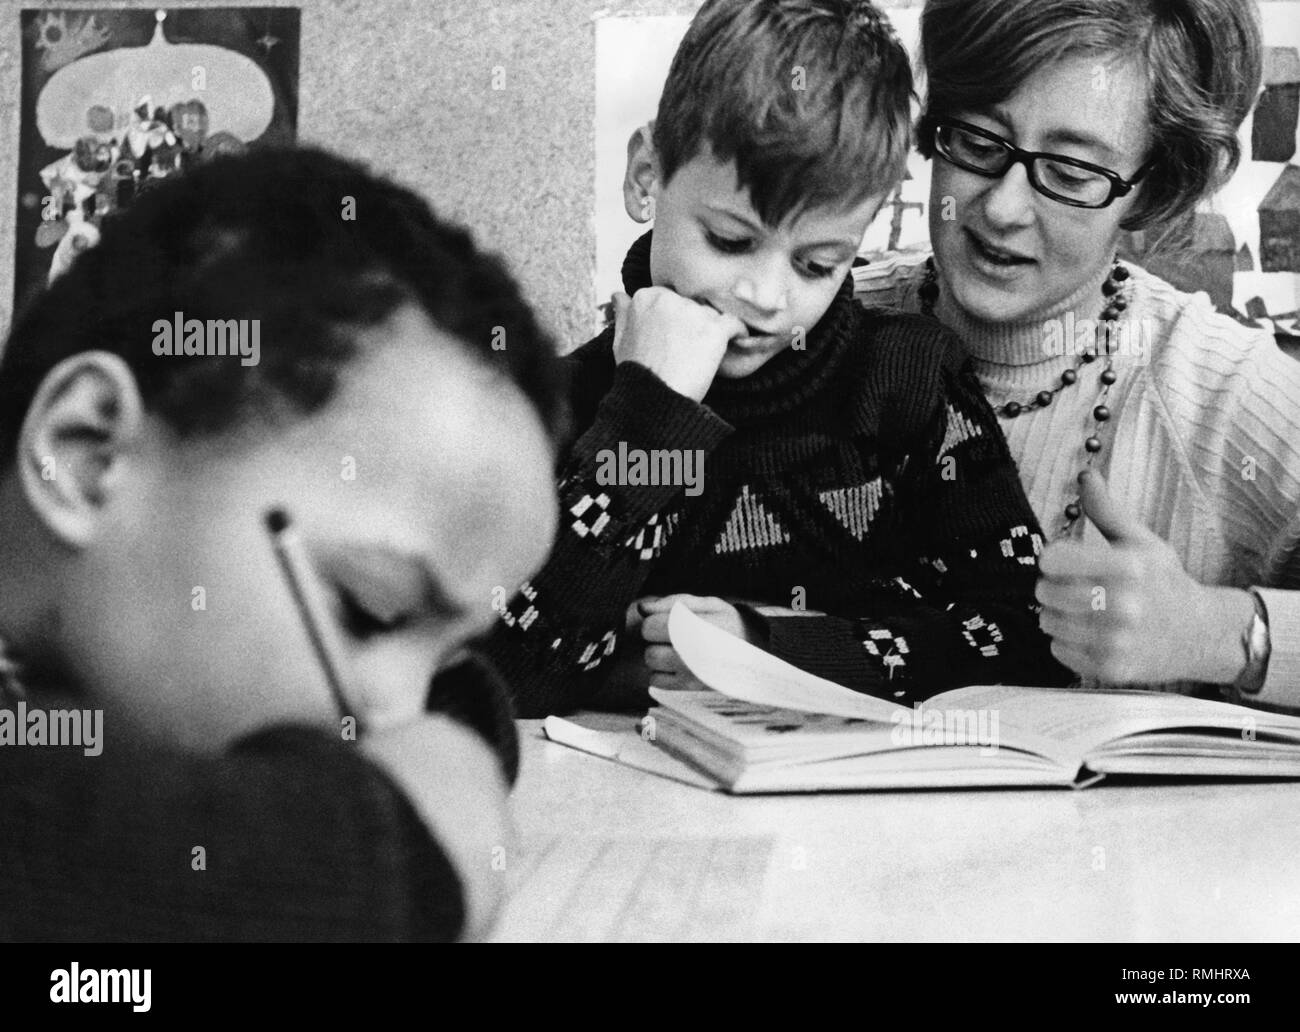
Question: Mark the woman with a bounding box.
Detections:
[862,0,1300,707]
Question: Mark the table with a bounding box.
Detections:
[488,714,1300,942]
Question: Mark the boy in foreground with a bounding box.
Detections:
[0,147,565,941]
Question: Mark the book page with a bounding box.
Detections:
[937,683,1300,759]
[668,602,908,723]
[667,603,1078,768]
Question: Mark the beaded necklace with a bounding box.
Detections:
[919,256,1133,538]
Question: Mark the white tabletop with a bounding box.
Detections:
[489,714,1300,942]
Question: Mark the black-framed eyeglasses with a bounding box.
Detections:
[929,118,1153,210]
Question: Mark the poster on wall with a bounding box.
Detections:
[14,7,300,310]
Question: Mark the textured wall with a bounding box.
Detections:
[0,0,968,350]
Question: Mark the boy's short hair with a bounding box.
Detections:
[0,146,567,466]
[917,0,1263,234]
[653,0,913,226]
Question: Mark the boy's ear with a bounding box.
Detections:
[16,351,146,548]
[623,123,661,223]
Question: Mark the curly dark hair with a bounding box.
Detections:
[0,145,567,464]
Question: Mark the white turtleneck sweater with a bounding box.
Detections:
[855,254,1300,710]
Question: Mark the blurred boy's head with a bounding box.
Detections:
[0,147,565,751]
[624,0,913,377]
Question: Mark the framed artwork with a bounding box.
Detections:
[14,7,300,310]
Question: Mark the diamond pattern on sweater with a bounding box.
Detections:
[939,403,983,459]
[713,485,791,554]
[862,627,909,675]
[577,629,618,671]
[570,491,612,539]
[960,614,1003,658]
[999,525,1043,566]
[499,581,540,631]
[893,575,923,600]
[625,511,681,561]
[817,478,883,540]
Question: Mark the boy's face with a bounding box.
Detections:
[48,305,557,751]
[645,149,886,378]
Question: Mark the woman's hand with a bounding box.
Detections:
[1037,472,1255,685]
[628,594,753,689]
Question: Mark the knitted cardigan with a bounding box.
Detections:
[857,253,1300,710]
[483,232,1070,717]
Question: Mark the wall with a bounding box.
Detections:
[0,0,924,349]
[13,0,1295,346]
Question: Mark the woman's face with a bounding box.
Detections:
[928,54,1152,325]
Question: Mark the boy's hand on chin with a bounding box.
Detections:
[611,289,746,403]
[631,594,751,690]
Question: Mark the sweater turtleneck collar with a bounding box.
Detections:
[619,230,857,426]
[931,257,1114,371]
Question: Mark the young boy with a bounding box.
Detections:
[483,0,1069,717]
[0,147,566,941]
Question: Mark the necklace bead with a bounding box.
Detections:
[919,255,1131,539]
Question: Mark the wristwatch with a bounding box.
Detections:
[1232,589,1272,696]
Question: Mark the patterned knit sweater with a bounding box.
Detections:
[857,253,1300,710]
[483,232,1069,717]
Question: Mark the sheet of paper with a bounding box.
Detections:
[668,602,909,723]
[489,833,775,942]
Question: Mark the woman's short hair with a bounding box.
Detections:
[917,0,1263,234]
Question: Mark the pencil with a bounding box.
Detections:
[264,507,363,734]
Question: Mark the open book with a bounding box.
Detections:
[650,603,1300,792]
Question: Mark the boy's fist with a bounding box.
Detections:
[611,288,746,403]
[631,594,754,690]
